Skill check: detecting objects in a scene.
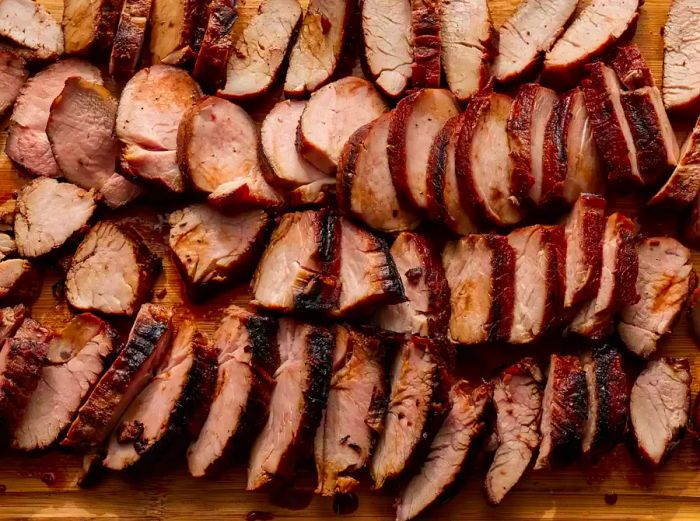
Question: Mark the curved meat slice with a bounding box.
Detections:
[62,0,122,56]
[0,234,15,262]
[0,49,27,116]
[397,381,492,521]
[117,65,201,193]
[168,205,270,297]
[47,78,141,208]
[247,319,333,490]
[14,178,96,258]
[375,232,449,337]
[109,0,153,79]
[485,359,543,506]
[440,0,491,102]
[618,237,697,359]
[218,0,301,100]
[5,59,101,179]
[610,45,654,90]
[663,0,700,113]
[411,0,440,88]
[338,114,420,233]
[0,259,40,305]
[631,357,691,466]
[298,77,388,174]
[187,307,277,478]
[12,314,116,451]
[148,0,201,63]
[315,326,385,496]
[534,354,587,470]
[192,0,237,90]
[66,222,161,316]
[543,0,641,87]
[494,0,577,84]
[456,91,525,226]
[0,0,63,60]
[361,0,412,98]
[651,119,700,207]
[389,89,460,212]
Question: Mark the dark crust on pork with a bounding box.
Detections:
[541,90,574,205]
[613,214,639,308]
[543,226,566,332]
[650,125,700,207]
[0,260,41,306]
[426,114,459,224]
[609,45,654,90]
[507,83,539,202]
[388,91,425,212]
[336,121,374,214]
[192,0,238,91]
[490,234,516,341]
[411,0,441,88]
[109,0,152,79]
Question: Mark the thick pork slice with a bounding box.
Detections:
[62,0,122,56]
[109,0,153,79]
[397,382,492,521]
[61,304,174,450]
[651,118,700,207]
[192,0,238,90]
[0,259,41,305]
[148,0,200,64]
[0,0,63,60]
[411,0,440,88]
[610,45,654,90]
[485,359,543,506]
[66,222,161,316]
[663,0,700,113]
[618,237,697,359]
[631,358,691,466]
[13,314,116,451]
[0,50,27,116]
[247,319,333,490]
[187,307,277,477]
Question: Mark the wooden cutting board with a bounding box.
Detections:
[2,0,700,519]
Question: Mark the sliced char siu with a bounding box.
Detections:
[581,344,629,459]
[0,49,27,116]
[440,0,492,102]
[61,304,174,450]
[247,319,333,490]
[338,113,421,233]
[562,194,607,310]
[610,45,654,90]
[191,0,238,90]
[411,0,440,88]
[14,178,96,258]
[507,225,565,344]
[148,0,200,64]
[442,234,514,345]
[370,337,445,489]
[5,59,101,179]
[298,77,388,175]
[651,119,700,207]
[493,0,577,84]
[485,358,543,506]
[66,222,161,316]
[13,314,116,451]
[0,305,26,343]
[109,0,154,79]
[456,90,525,227]
[0,259,41,305]
[169,205,270,298]
[188,307,277,477]
[0,0,63,60]
[361,0,412,98]
[663,0,700,113]
[117,65,202,194]
[542,0,641,87]
[62,0,122,57]
[388,89,460,213]
[618,237,697,359]
[397,382,492,521]
[315,326,385,495]
[569,212,638,338]
[47,77,142,208]
[375,232,449,337]
[631,358,691,466]
[283,0,352,97]
[534,354,588,469]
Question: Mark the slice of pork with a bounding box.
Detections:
[0,49,27,116]
[618,237,697,359]
[283,0,352,97]
[61,304,174,450]
[298,77,388,174]
[388,89,460,212]
[219,0,301,100]
[397,381,492,521]
[631,358,691,466]
[0,0,63,60]
[534,354,588,469]
[0,259,41,305]
[5,59,101,179]
[411,0,440,88]
[109,0,153,79]
[66,221,161,316]
[62,0,121,56]
[247,319,333,490]
[14,178,96,258]
[610,45,654,90]
[663,0,700,113]
[13,314,116,451]
[0,234,15,262]
[375,232,449,337]
[191,0,237,90]
[0,305,26,343]
[148,0,201,63]
[494,0,577,84]
[651,119,700,207]
[484,358,543,506]
[187,307,277,477]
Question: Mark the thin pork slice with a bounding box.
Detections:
[109,0,153,79]
[192,0,238,90]
[0,0,63,59]
[651,118,700,207]
[62,0,122,57]
[610,45,654,90]
[0,49,27,116]
[148,0,201,63]
[663,0,700,113]
[411,0,441,88]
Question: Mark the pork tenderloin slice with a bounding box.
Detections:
[191,0,237,90]
[0,305,26,344]
[618,237,697,359]
[0,234,15,262]
[108,0,153,79]
[663,0,700,113]
[148,0,201,63]
[0,259,40,305]
[610,45,654,90]
[0,49,27,116]
[651,119,700,207]
[631,357,691,466]
[61,304,174,450]
[411,0,440,88]
[0,0,63,60]
[62,0,122,56]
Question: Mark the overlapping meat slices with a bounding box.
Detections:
[62,304,174,450]
[247,319,333,490]
[631,357,691,466]
[485,358,543,506]
[109,0,153,79]
[0,49,27,116]
[411,0,440,88]
[0,0,64,60]
[663,0,700,113]
[0,234,15,262]
[62,0,121,57]
[191,0,238,90]
[188,307,277,477]
[534,354,588,469]
[148,0,201,64]
[397,381,492,521]
[0,259,41,305]
[13,314,116,451]
[618,237,697,359]
[652,119,700,207]
[315,326,385,495]
[610,45,654,90]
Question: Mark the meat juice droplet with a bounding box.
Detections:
[333,493,359,515]
[246,511,274,521]
[604,493,618,505]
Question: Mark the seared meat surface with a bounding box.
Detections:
[652,118,700,207]
[610,45,654,90]
[411,0,441,88]
[109,0,153,79]
[148,0,200,64]
[0,259,41,305]
[0,0,63,59]
[192,0,238,90]
[62,0,121,57]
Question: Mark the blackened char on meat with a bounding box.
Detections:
[109,0,154,79]
[411,0,441,88]
[610,45,654,90]
[192,0,238,90]
[651,118,700,207]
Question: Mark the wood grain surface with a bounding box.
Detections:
[2,0,700,519]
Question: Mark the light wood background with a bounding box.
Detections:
[2,0,700,519]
